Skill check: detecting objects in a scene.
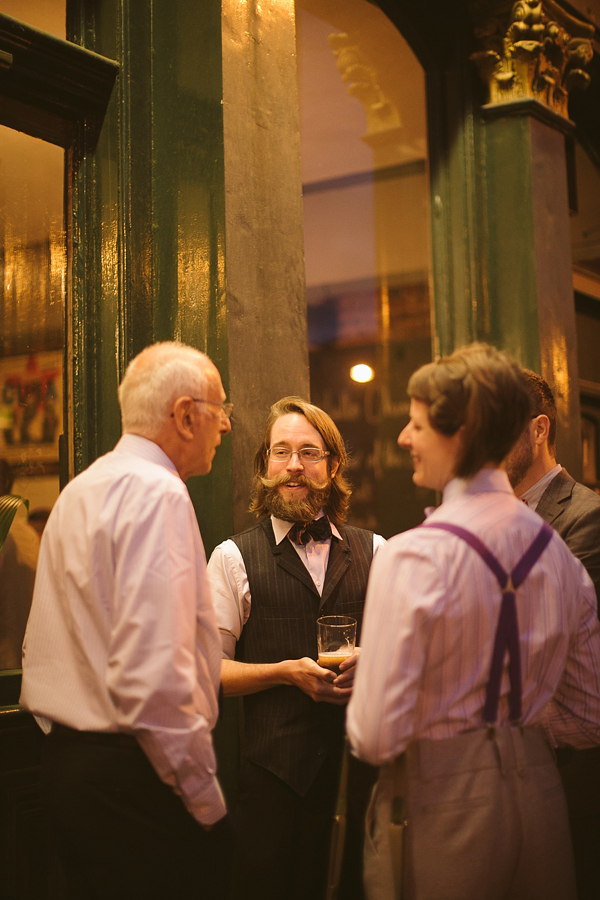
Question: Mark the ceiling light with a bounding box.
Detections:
[350,364,374,383]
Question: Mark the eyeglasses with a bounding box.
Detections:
[171,398,234,419]
[196,399,234,419]
[267,446,330,463]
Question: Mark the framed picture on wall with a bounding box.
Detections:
[0,350,62,468]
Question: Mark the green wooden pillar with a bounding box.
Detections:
[482,108,582,476]
[467,0,596,479]
[424,2,596,479]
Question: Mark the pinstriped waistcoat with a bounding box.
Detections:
[232,518,373,796]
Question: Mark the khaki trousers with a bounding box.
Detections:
[364,727,576,900]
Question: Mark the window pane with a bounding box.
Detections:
[571,143,600,280]
[572,142,600,492]
[0,0,65,38]
[297,0,435,536]
[0,125,65,669]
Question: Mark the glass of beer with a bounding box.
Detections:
[317,615,357,672]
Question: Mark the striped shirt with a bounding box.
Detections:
[347,468,600,766]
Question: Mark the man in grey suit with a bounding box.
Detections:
[505,370,600,604]
[505,369,600,900]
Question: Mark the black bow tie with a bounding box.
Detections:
[288,518,332,545]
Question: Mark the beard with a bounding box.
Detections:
[505,429,534,489]
[258,473,332,523]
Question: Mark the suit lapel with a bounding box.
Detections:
[320,528,351,611]
[535,468,574,527]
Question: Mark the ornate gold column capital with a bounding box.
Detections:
[470,1,595,121]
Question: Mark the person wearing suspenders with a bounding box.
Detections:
[347,343,600,900]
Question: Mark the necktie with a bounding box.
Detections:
[288,517,332,545]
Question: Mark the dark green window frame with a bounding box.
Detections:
[0,12,117,709]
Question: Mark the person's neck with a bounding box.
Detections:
[513,447,557,497]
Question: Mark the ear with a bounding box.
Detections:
[171,397,195,441]
[329,457,340,479]
[532,414,550,447]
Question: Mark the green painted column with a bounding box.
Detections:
[483,109,582,477]
[427,68,584,479]
[464,0,597,478]
[427,55,487,358]
[69,1,233,548]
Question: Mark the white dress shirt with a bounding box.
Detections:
[20,434,226,825]
[520,463,562,510]
[347,468,600,766]
[207,516,386,659]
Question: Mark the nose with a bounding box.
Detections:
[286,450,304,471]
[221,413,232,435]
[398,424,411,448]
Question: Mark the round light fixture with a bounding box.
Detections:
[350,364,374,384]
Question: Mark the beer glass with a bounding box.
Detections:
[317,615,357,672]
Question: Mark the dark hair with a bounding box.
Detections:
[407,343,531,478]
[521,369,557,455]
[249,396,352,524]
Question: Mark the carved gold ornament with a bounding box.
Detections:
[470,0,594,120]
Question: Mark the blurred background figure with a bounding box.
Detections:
[0,458,39,669]
[27,508,51,540]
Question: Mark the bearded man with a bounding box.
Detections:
[504,370,600,607]
[207,396,384,900]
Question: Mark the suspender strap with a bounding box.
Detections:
[421,521,553,724]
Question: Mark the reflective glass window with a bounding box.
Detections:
[0,125,65,669]
[0,0,65,38]
[296,0,434,536]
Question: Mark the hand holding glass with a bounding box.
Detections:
[317,615,357,672]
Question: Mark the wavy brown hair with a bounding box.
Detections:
[249,396,352,524]
[407,343,531,479]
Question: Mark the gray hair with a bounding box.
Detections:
[118,341,213,438]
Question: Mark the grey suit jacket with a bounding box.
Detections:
[536,467,600,610]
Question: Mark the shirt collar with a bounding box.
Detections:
[442,467,514,505]
[114,433,180,476]
[520,464,562,510]
[271,513,340,545]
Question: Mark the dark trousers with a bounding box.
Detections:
[231,753,375,900]
[557,745,600,900]
[41,728,231,900]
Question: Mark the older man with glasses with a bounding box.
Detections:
[208,396,385,900]
[21,341,232,900]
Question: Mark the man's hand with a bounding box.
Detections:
[220,654,359,702]
[333,647,361,689]
[284,657,354,705]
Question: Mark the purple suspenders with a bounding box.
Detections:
[421,521,554,724]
